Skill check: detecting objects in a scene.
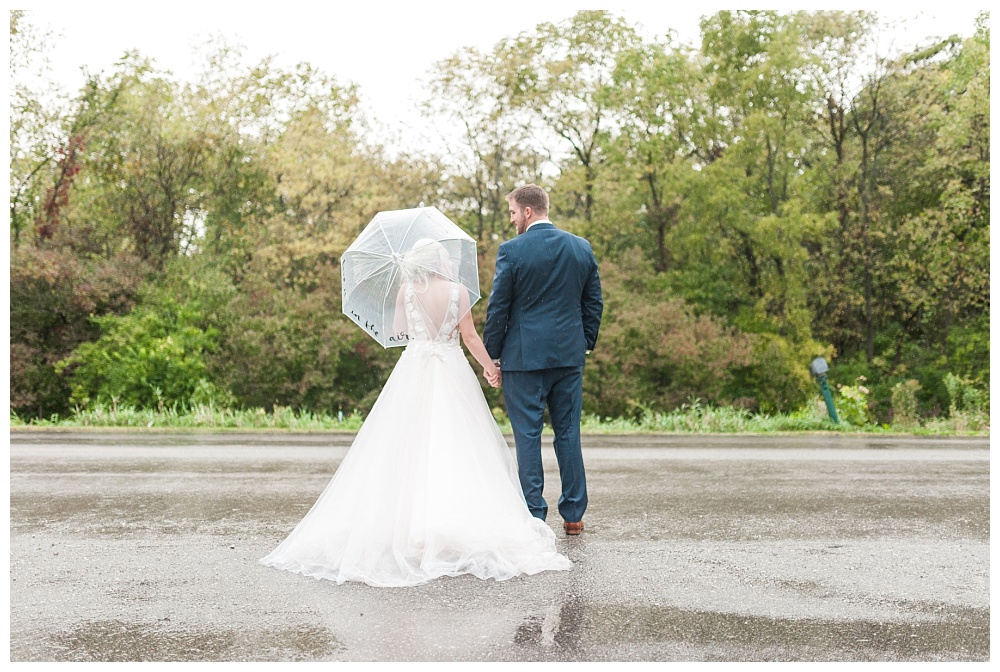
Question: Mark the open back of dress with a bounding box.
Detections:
[403,279,461,345]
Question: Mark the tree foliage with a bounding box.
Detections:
[9,10,990,424]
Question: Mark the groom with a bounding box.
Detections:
[484,184,603,535]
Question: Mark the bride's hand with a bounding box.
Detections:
[484,365,501,388]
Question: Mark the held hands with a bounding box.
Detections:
[484,364,502,388]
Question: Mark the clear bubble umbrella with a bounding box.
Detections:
[341,206,480,347]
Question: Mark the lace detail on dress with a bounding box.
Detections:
[438,283,461,343]
[404,282,461,344]
[404,284,430,341]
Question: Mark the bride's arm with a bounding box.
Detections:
[456,291,499,381]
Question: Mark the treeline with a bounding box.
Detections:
[9,10,990,425]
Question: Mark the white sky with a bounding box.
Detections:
[13,2,990,152]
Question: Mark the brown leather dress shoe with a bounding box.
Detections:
[563,520,584,535]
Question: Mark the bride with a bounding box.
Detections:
[260,239,572,587]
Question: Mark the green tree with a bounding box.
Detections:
[891,18,989,383]
[514,11,642,226]
[605,37,709,271]
[424,44,546,242]
[9,9,59,244]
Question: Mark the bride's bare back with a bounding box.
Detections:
[389,239,497,382]
[393,276,468,343]
[407,278,460,340]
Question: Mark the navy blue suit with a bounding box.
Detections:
[484,221,603,523]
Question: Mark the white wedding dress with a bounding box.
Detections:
[260,281,572,586]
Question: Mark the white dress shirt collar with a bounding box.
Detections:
[525,219,551,232]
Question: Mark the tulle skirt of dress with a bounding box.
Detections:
[259,340,572,587]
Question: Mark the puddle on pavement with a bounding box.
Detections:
[44,619,342,662]
[593,475,989,541]
[511,599,989,661]
[11,491,322,536]
[11,483,988,543]
[10,459,339,474]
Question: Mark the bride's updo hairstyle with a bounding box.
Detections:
[401,238,453,287]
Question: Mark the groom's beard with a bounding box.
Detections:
[510,209,528,235]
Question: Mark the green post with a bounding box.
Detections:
[809,357,839,424]
[816,374,839,424]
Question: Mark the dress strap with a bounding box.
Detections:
[404,283,429,340]
[437,283,461,341]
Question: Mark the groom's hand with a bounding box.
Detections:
[485,369,502,388]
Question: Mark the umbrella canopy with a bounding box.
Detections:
[341,206,480,348]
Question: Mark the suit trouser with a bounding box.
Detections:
[502,366,587,523]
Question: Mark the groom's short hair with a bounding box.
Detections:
[507,184,549,215]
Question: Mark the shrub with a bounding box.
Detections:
[9,246,146,418]
[56,256,235,411]
[726,333,820,414]
[942,372,989,431]
[583,254,755,418]
[836,376,873,426]
[208,262,398,415]
[943,372,987,415]
[890,379,922,427]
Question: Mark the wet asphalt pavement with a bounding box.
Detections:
[8,430,990,662]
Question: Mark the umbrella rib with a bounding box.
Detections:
[342,252,395,284]
[347,249,393,259]
[381,263,400,339]
[377,213,396,254]
[400,208,424,250]
[346,256,394,284]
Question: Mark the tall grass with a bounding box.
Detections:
[579,401,840,434]
[574,398,988,435]
[10,402,364,431]
[576,398,988,435]
[9,398,988,434]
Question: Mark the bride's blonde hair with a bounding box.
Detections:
[402,239,452,287]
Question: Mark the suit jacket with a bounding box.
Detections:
[484,221,603,371]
